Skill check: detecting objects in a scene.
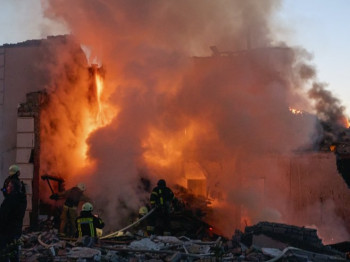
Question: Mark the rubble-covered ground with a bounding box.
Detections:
[18,221,350,262]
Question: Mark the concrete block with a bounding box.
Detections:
[23,210,30,228]
[22,179,32,194]
[17,163,34,179]
[261,225,273,232]
[26,194,32,211]
[273,227,286,234]
[17,133,35,148]
[252,234,288,250]
[16,148,32,163]
[17,117,34,132]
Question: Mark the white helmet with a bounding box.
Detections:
[77,183,86,191]
[9,164,20,175]
[82,202,93,211]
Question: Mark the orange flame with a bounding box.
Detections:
[80,70,117,165]
[330,145,336,152]
[40,64,118,182]
[289,107,303,115]
[142,123,199,168]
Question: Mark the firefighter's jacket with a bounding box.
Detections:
[150,186,175,211]
[75,211,104,238]
[59,187,88,208]
[0,191,27,238]
[1,174,26,198]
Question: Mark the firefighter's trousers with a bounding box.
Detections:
[60,205,77,237]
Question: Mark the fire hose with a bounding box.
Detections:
[100,208,156,239]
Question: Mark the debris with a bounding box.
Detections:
[67,247,101,261]
[129,238,164,250]
[18,221,349,261]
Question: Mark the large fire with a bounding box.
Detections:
[79,69,116,166]
[38,1,350,241]
[40,61,116,184]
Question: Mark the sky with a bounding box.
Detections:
[1,0,350,115]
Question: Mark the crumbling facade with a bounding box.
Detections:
[0,36,88,228]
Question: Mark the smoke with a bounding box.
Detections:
[306,199,350,244]
[40,0,349,239]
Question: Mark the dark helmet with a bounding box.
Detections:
[157,179,166,187]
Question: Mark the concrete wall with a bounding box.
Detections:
[0,39,52,187]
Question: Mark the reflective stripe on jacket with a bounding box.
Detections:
[150,186,174,207]
[76,211,104,238]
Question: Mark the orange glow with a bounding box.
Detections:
[338,116,350,128]
[330,145,336,152]
[95,74,104,122]
[40,64,118,181]
[289,107,303,115]
[142,122,199,168]
[80,70,117,164]
[142,128,184,167]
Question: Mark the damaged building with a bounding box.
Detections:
[1,36,350,252]
[0,35,90,228]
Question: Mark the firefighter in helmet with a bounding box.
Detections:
[76,202,104,240]
[0,179,27,261]
[50,183,89,237]
[1,164,26,198]
[148,179,175,236]
[139,206,148,218]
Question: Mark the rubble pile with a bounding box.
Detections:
[18,221,349,261]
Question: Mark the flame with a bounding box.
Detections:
[142,122,199,168]
[142,128,185,167]
[40,64,118,181]
[289,107,303,115]
[95,74,104,123]
[330,145,336,152]
[80,70,117,164]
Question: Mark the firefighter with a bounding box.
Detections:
[139,206,148,218]
[76,202,104,240]
[131,206,150,236]
[1,165,26,198]
[50,183,89,237]
[149,179,175,236]
[0,180,27,262]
